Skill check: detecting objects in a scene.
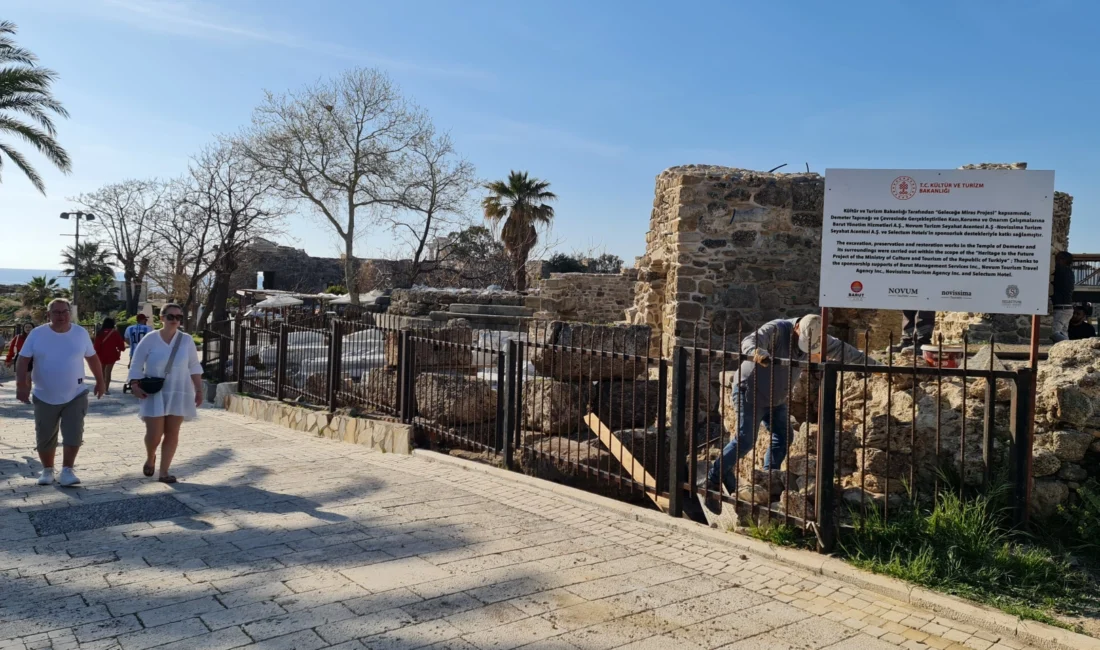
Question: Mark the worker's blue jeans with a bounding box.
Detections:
[707,387,789,491]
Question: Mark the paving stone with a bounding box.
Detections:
[0,385,1048,650]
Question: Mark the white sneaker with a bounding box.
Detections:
[58,467,81,487]
[37,468,55,486]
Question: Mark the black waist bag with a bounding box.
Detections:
[139,334,184,395]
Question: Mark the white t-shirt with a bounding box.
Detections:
[19,324,97,405]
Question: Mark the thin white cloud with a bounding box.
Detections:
[471,119,627,158]
[96,0,495,84]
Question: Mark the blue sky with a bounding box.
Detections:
[2,0,1097,271]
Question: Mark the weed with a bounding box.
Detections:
[748,521,813,549]
[840,487,1098,628]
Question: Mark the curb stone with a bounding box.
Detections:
[412,448,1100,650]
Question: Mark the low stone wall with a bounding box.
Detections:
[531,270,638,324]
[389,288,526,317]
[224,393,411,454]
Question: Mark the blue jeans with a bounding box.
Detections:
[707,388,789,490]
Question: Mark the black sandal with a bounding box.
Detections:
[157,475,177,484]
[142,461,155,477]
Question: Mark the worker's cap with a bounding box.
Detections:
[136,314,148,321]
[797,314,822,355]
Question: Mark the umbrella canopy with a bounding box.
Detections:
[328,291,382,305]
[253,295,304,309]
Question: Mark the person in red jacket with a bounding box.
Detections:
[93,318,126,394]
[5,322,33,368]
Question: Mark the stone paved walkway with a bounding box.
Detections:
[0,382,1038,650]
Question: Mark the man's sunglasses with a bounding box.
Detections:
[162,313,183,322]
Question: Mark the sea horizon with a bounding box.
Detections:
[0,268,126,288]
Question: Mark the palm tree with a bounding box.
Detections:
[0,21,71,194]
[19,274,62,319]
[481,171,557,292]
[73,273,119,317]
[61,240,115,280]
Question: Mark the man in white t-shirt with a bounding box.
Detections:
[16,298,106,487]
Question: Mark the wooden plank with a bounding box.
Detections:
[584,413,669,512]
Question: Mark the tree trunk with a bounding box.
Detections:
[513,252,527,293]
[122,264,136,316]
[344,236,359,306]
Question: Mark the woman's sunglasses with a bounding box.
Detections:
[163,313,183,322]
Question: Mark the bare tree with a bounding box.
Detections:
[147,180,213,327]
[243,68,427,305]
[74,179,165,315]
[184,139,285,331]
[378,129,476,288]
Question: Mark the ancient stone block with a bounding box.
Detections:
[414,373,497,425]
[1032,448,1061,477]
[384,328,473,370]
[592,379,660,431]
[1030,479,1069,519]
[523,377,587,435]
[527,321,650,381]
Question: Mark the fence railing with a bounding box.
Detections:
[200,329,235,383]
[227,316,1038,553]
[1073,253,1100,289]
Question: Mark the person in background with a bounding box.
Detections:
[1052,251,1075,343]
[892,310,935,352]
[127,303,203,483]
[16,298,105,487]
[5,322,33,368]
[703,314,880,511]
[93,318,126,394]
[122,314,153,393]
[1068,303,1096,341]
[124,314,153,363]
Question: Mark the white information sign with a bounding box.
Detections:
[819,169,1054,314]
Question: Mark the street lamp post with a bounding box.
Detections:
[60,211,95,320]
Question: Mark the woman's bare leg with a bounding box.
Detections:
[144,417,164,468]
[160,416,184,477]
[103,364,114,392]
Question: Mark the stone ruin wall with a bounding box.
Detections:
[631,164,1073,353]
[530,270,639,324]
[628,165,830,356]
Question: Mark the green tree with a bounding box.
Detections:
[481,171,556,292]
[19,275,63,319]
[72,273,119,317]
[61,240,115,280]
[545,253,586,274]
[589,253,623,274]
[0,21,71,194]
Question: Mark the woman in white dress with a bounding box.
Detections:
[127,303,203,483]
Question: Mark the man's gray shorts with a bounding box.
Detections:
[33,392,88,451]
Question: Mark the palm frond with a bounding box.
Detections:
[0,142,43,192]
[0,115,72,172]
[0,22,37,67]
[0,93,62,135]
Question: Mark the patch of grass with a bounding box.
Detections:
[748,521,813,549]
[839,487,1097,631]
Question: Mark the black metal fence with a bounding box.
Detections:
[225,315,1038,553]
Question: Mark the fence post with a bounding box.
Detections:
[815,364,838,553]
[327,320,342,412]
[234,323,246,384]
[201,331,210,370]
[275,323,288,401]
[982,377,996,488]
[502,340,518,470]
[668,346,688,518]
[398,330,418,424]
[657,357,668,505]
[1010,367,1033,525]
